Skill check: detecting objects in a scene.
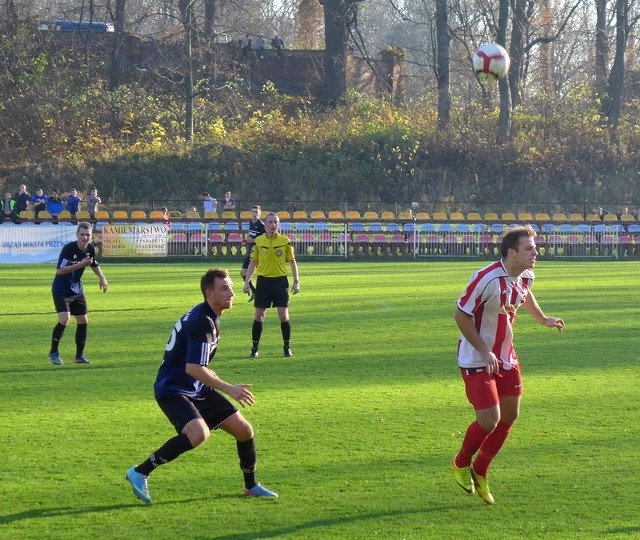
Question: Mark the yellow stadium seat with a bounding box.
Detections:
[76,210,92,220]
[585,213,601,223]
[204,211,219,219]
[346,211,362,220]
[328,210,344,220]
[239,211,253,219]
[432,212,448,221]
[501,212,516,222]
[415,212,430,221]
[310,211,326,219]
[149,210,165,220]
[277,211,291,219]
[603,213,618,222]
[38,210,53,220]
[185,210,201,219]
[293,211,308,219]
[363,211,379,220]
[94,210,110,220]
[569,213,584,223]
[380,211,396,221]
[552,213,567,222]
[484,212,499,222]
[535,212,551,222]
[221,211,237,219]
[112,210,128,220]
[450,212,465,221]
[620,213,635,222]
[58,210,72,220]
[19,210,35,220]
[398,211,413,220]
[131,210,147,219]
[517,212,533,222]
[467,212,482,221]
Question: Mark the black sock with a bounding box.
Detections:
[252,320,263,349]
[136,433,193,476]
[237,438,257,489]
[75,323,87,357]
[281,320,291,346]
[51,323,67,353]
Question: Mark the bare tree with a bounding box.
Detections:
[435,0,450,129]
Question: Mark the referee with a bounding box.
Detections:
[243,212,300,358]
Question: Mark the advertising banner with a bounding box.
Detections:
[101,224,168,257]
[0,224,77,263]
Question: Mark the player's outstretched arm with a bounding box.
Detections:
[186,364,255,407]
[522,292,564,331]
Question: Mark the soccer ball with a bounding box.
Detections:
[472,43,510,81]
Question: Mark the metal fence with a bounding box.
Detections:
[149,221,634,260]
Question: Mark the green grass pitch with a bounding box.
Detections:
[0,260,638,539]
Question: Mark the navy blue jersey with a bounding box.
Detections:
[51,241,99,296]
[154,302,220,398]
[248,219,266,241]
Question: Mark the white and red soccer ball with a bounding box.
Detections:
[472,43,510,81]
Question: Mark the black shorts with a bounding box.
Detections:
[53,294,88,316]
[254,275,289,308]
[156,391,238,433]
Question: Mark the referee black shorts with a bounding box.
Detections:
[53,294,88,316]
[156,391,239,433]
[254,275,289,308]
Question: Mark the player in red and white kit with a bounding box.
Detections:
[451,226,565,505]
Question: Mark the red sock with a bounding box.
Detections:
[455,421,490,468]
[473,421,513,477]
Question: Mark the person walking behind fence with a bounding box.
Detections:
[243,212,299,358]
[451,225,564,505]
[240,205,267,302]
[125,268,278,504]
[49,222,108,365]
[271,35,285,57]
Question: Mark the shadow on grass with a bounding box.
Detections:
[214,507,453,540]
[0,497,215,524]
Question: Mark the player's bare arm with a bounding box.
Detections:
[454,308,499,374]
[290,260,300,294]
[521,292,564,331]
[185,364,255,407]
[243,260,258,293]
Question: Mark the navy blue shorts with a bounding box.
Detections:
[53,294,88,316]
[156,391,238,433]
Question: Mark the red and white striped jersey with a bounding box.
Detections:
[456,260,534,369]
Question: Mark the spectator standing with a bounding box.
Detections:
[13,184,30,215]
[241,34,252,57]
[451,226,564,505]
[46,189,64,221]
[2,192,17,223]
[222,190,236,212]
[256,35,266,59]
[125,268,278,504]
[66,188,82,218]
[203,193,218,215]
[86,187,101,219]
[48,222,108,365]
[243,213,300,358]
[32,189,48,220]
[271,35,285,57]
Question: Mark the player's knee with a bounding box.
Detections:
[185,423,210,447]
[236,420,254,441]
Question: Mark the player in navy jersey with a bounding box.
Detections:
[240,205,267,302]
[451,226,564,505]
[126,268,278,504]
[49,222,108,365]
